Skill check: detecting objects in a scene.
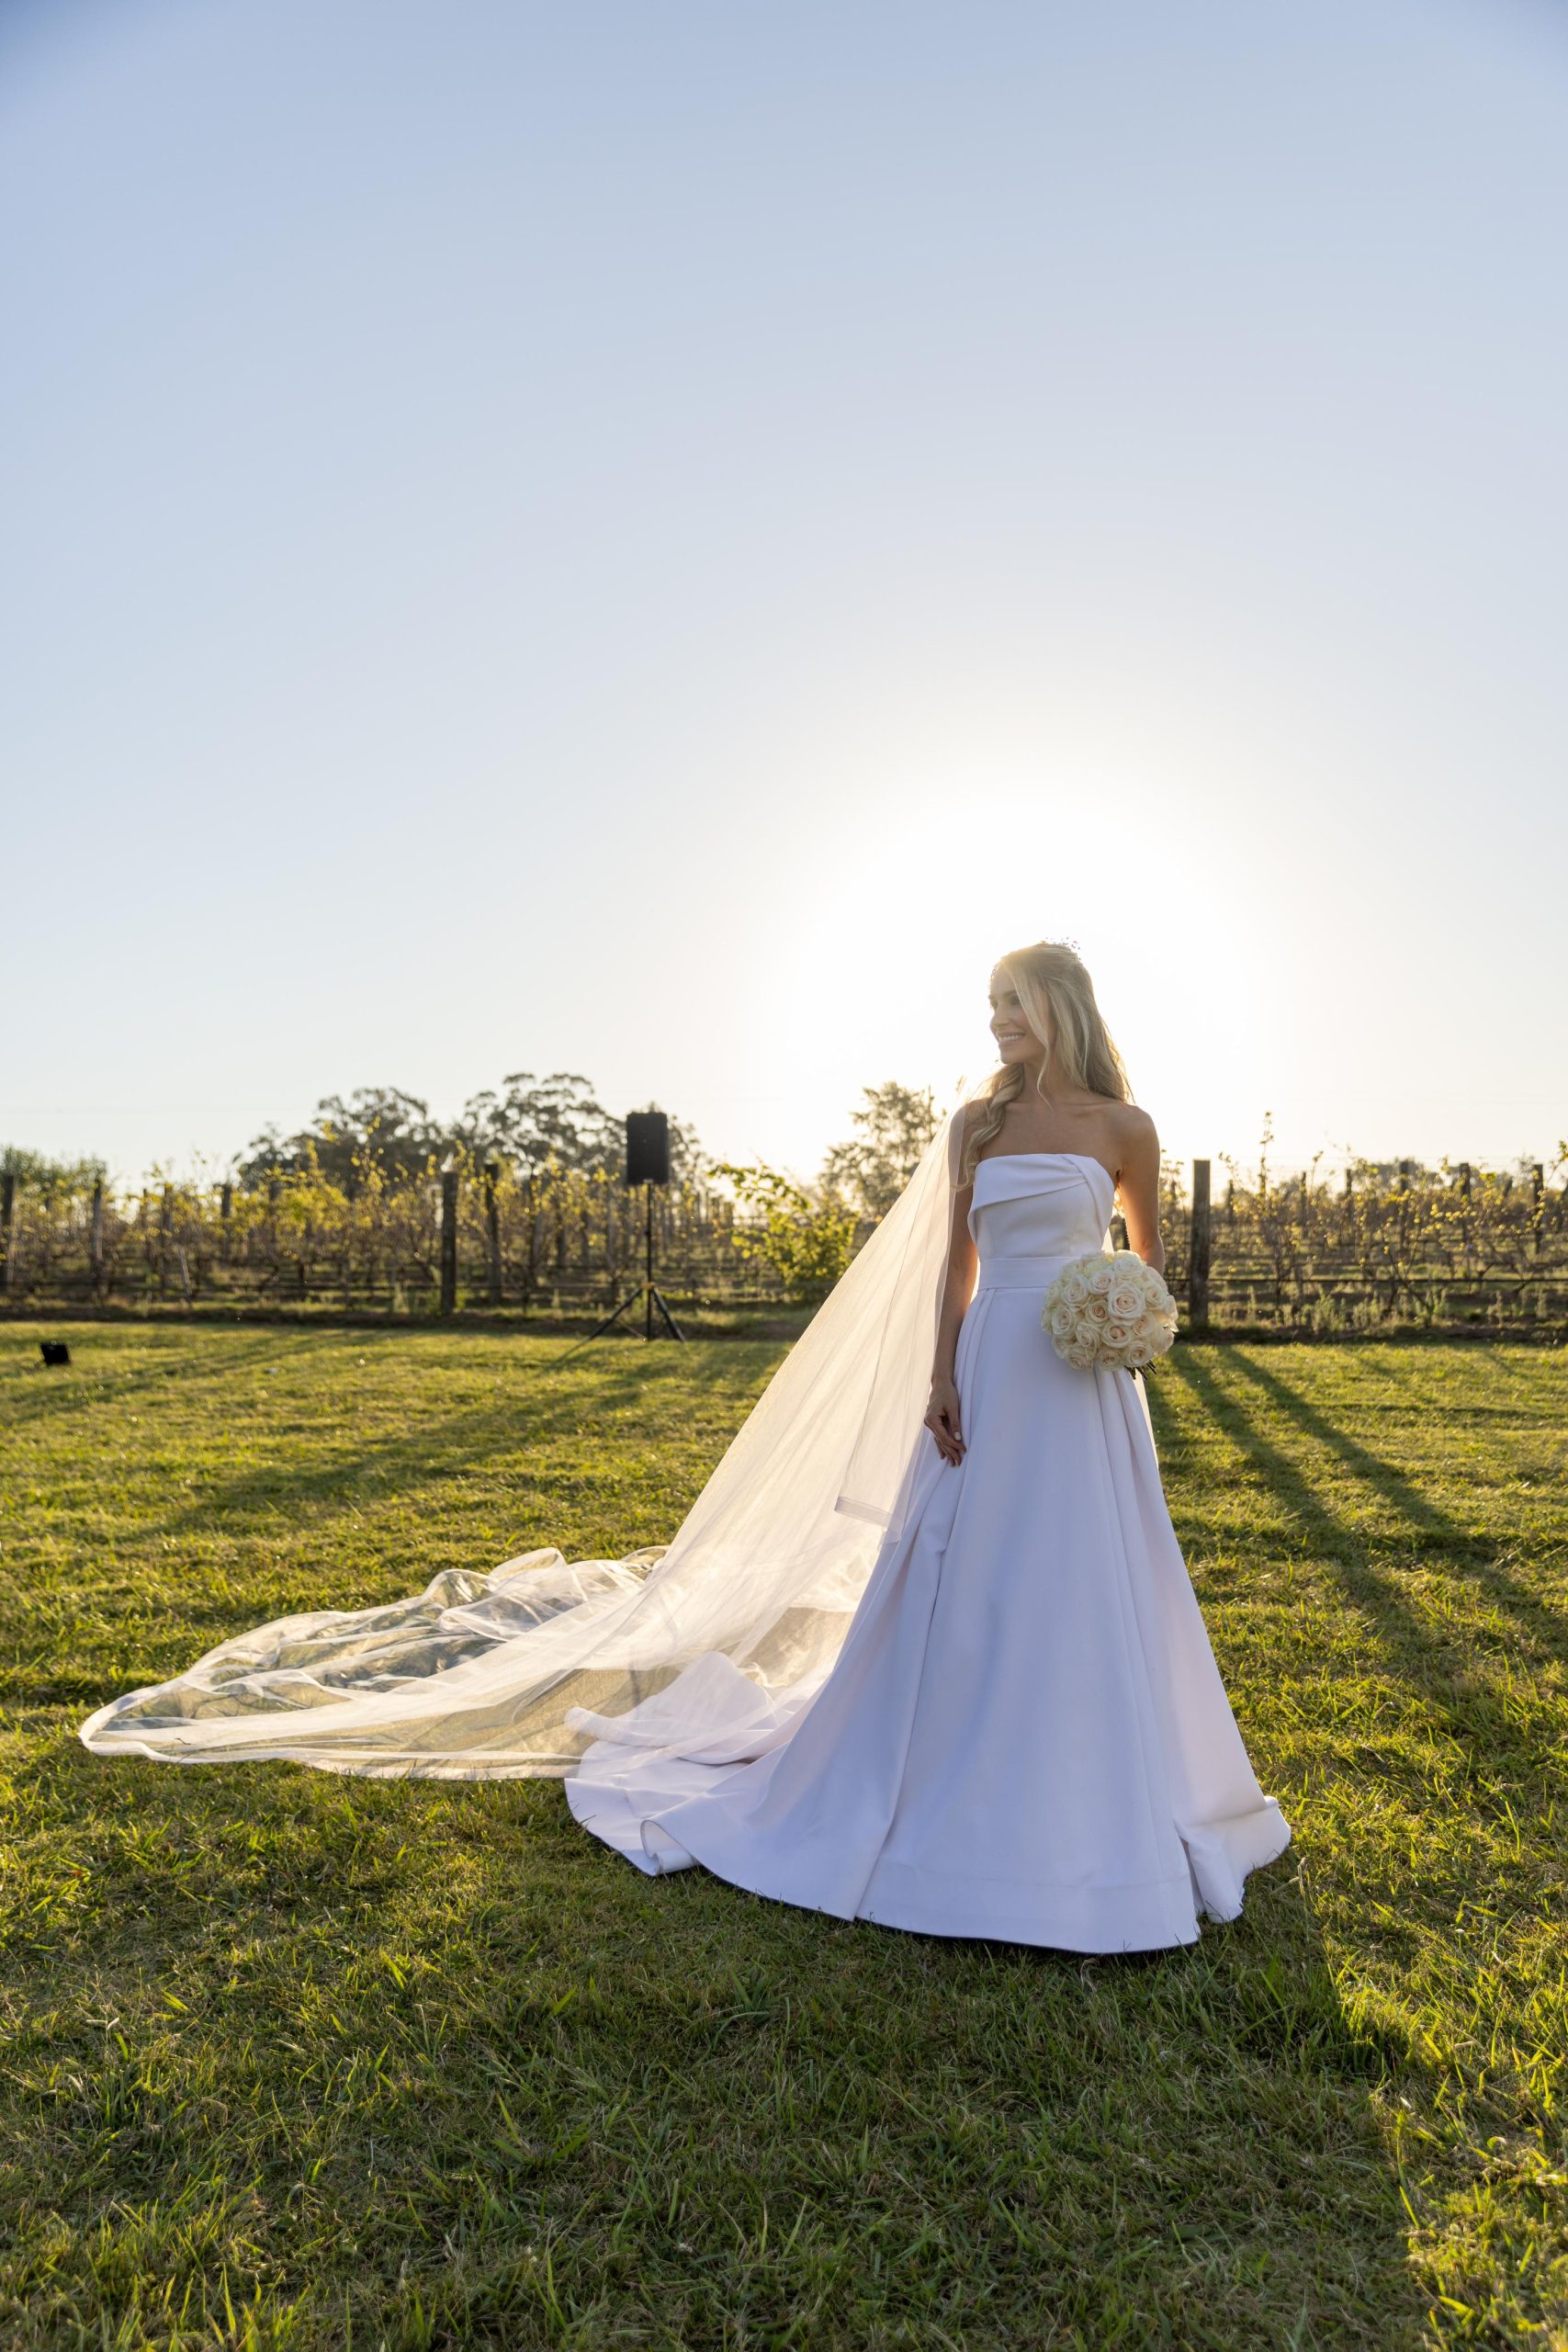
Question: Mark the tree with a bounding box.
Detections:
[0,1147,106,1197]
[237,1088,445,1192]
[458,1073,703,1181]
[711,1163,859,1303]
[456,1072,622,1176]
[820,1081,940,1216]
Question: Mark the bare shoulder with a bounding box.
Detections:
[1109,1100,1159,1170]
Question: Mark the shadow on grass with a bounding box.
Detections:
[1220,1348,1568,1674]
[0,1326,338,1425]
[1,1323,780,1437]
[142,1346,771,1542]
[6,1726,1420,2347]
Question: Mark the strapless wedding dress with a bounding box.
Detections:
[566,1153,1291,1952]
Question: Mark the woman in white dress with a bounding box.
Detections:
[82,940,1290,1954]
[563,940,1290,1949]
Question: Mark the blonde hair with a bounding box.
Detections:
[960,940,1132,1184]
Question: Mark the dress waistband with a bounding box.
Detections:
[975,1253,1077,1292]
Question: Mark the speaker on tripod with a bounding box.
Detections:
[584,1111,686,1342]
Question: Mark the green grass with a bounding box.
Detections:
[1,1327,1564,2351]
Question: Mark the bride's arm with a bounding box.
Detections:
[1114,1110,1165,1275]
[924,1178,977,1465]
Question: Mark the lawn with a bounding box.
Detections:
[1,1327,1564,2350]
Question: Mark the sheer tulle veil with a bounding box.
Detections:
[79,1087,981,1780]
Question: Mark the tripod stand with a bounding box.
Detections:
[584,1180,685,1343]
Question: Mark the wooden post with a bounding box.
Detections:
[440,1165,459,1316]
[483,1161,502,1306]
[1188,1159,1212,1334]
[1458,1162,1472,1198]
[1531,1163,1544,1254]
[0,1170,14,1295]
[159,1183,173,1296]
[89,1177,105,1294]
[220,1180,233,1263]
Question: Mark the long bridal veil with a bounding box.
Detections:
[79,1091,976,1780]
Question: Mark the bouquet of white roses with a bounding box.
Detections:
[1042,1251,1177,1372]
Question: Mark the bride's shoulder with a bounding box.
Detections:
[1106,1099,1159,1159]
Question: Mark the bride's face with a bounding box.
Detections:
[989,973,1046,1067]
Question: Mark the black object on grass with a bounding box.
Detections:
[39,1340,71,1368]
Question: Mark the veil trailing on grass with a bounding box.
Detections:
[79,1095,974,1780]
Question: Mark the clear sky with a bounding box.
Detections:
[4,0,1565,1191]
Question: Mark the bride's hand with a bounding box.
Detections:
[924,1377,965,1466]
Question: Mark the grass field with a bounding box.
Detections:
[1,1327,1564,2350]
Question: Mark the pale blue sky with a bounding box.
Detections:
[4,0,1565,1187]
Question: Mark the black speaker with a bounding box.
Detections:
[626,1110,671,1188]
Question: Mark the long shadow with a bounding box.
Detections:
[2,1325,780,1440]
[11,1351,768,1701]
[1369,1342,1557,1427]
[0,1328,340,1426]
[1168,1351,1557,1761]
[1224,1348,1568,1670]
[144,1348,766,1540]
[20,1728,1422,2346]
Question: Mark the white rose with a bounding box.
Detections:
[1086,1296,1110,1322]
[1073,1313,1100,1347]
[1063,1269,1091,1307]
[1107,1279,1145,1323]
[1087,1259,1116,1295]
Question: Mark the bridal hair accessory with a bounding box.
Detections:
[1042,1251,1177,1372]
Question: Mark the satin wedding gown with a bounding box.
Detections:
[564,1151,1291,1952]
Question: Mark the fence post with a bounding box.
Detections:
[89,1177,106,1294]
[440,1164,459,1316]
[483,1161,502,1306]
[0,1171,14,1295]
[220,1180,233,1264]
[1531,1163,1544,1255]
[1188,1159,1212,1334]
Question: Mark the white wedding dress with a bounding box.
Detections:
[564,1152,1290,1952]
[80,1116,1289,1954]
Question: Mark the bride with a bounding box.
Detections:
[82,939,1290,1953]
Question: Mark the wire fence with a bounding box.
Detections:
[2,1150,1564,1336]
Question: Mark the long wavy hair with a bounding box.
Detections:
[960,940,1132,1184]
